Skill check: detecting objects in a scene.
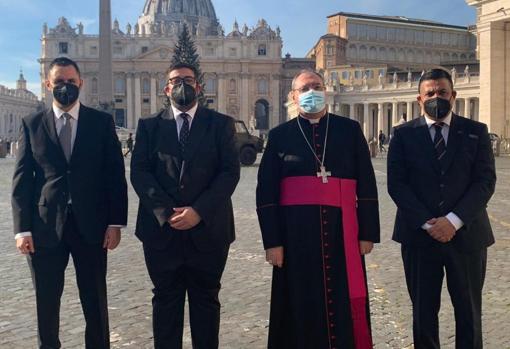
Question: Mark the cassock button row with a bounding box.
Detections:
[330,323,335,328]
[329,312,334,316]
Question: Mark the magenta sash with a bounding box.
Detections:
[280,176,373,349]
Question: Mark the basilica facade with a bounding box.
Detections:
[0,72,42,142]
[39,0,310,133]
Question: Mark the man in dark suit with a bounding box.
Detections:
[387,69,496,349]
[11,57,128,349]
[130,62,240,349]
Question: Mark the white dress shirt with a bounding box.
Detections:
[15,102,123,240]
[172,103,198,138]
[421,113,464,232]
[54,101,80,149]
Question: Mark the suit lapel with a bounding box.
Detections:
[158,108,182,172]
[42,108,67,162]
[441,114,463,173]
[70,105,89,165]
[415,116,441,173]
[183,108,210,163]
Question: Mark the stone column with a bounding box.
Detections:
[377,103,384,135]
[363,102,370,140]
[407,101,413,120]
[349,103,355,120]
[150,74,157,114]
[134,73,142,122]
[464,98,471,118]
[240,73,250,123]
[271,74,280,128]
[217,73,227,114]
[392,101,399,126]
[126,73,134,129]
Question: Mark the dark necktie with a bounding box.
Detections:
[59,113,73,163]
[433,122,447,165]
[179,113,190,157]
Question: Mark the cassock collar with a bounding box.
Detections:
[298,114,327,125]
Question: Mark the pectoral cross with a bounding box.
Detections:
[317,165,331,184]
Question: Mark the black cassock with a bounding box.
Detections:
[256,114,380,349]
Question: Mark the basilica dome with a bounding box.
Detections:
[138,0,218,35]
[142,0,217,20]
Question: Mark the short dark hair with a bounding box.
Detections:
[165,62,199,79]
[291,69,325,90]
[48,57,81,77]
[418,68,453,93]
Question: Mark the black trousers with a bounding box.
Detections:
[27,208,109,349]
[143,232,229,349]
[402,243,487,349]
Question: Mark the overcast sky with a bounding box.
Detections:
[0,0,476,96]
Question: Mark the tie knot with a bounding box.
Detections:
[433,122,444,130]
[63,113,72,121]
[179,113,189,121]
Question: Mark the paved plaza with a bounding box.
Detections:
[0,156,508,348]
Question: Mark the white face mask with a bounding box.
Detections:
[299,90,326,113]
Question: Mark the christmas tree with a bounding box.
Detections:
[171,23,207,107]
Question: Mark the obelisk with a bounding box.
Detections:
[98,0,113,111]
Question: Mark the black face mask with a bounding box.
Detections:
[53,83,80,107]
[424,97,452,121]
[171,82,197,109]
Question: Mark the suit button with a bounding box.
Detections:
[67,170,71,174]
[441,171,445,176]
[180,185,184,189]
[440,184,445,188]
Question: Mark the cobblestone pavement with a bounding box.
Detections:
[0,156,508,349]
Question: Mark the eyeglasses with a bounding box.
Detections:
[167,76,196,86]
[293,84,326,93]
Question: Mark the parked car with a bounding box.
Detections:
[234,120,264,166]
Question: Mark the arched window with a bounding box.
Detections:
[407,49,415,63]
[388,48,396,61]
[348,44,357,59]
[359,46,367,60]
[255,99,269,130]
[378,47,387,61]
[369,47,377,60]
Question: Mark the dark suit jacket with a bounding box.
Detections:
[387,114,496,251]
[11,104,128,247]
[130,107,240,251]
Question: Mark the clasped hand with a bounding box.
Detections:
[426,217,456,243]
[168,207,202,230]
